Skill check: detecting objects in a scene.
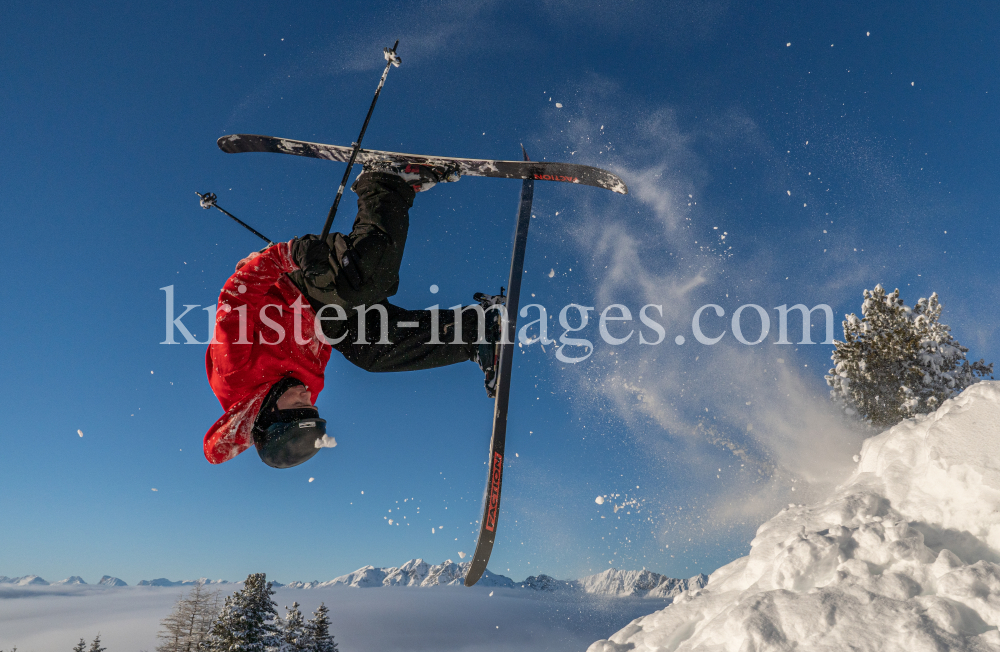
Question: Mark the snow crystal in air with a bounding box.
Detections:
[458,551,466,559]
[314,435,337,449]
[555,103,563,108]
[595,496,605,505]
[77,429,83,437]
[309,477,314,483]
[548,269,555,278]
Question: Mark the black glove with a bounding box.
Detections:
[292,235,332,279]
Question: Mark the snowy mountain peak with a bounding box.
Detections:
[317,558,514,589]
[0,575,50,586]
[136,577,232,587]
[54,576,87,585]
[98,575,127,587]
[517,568,707,598]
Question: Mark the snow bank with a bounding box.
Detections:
[588,381,1000,651]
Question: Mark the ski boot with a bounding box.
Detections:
[360,160,460,193]
[473,289,506,398]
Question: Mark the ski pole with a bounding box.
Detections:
[195,191,274,246]
[318,40,401,243]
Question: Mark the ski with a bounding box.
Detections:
[464,150,535,587]
[217,134,628,195]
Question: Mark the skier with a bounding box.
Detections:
[203,163,499,468]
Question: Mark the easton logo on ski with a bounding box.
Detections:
[533,173,578,183]
[485,451,503,532]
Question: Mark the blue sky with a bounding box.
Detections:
[2,0,998,586]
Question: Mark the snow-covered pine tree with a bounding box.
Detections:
[202,573,281,652]
[155,579,221,652]
[826,285,993,428]
[279,602,307,652]
[303,603,338,652]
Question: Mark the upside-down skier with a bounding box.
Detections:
[203,163,500,468]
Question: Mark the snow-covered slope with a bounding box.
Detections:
[54,576,87,585]
[589,381,1000,652]
[98,576,127,587]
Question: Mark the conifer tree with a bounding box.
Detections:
[72,639,87,652]
[303,603,338,652]
[827,285,993,428]
[156,579,221,652]
[202,573,280,652]
[87,635,106,652]
[279,602,307,652]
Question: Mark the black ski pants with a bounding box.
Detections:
[289,172,477,373]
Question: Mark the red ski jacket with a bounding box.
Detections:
[203,241,331,464]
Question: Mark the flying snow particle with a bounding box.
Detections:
[548,269,555,278]
[911,82,915,86]
[458,551,466,559]
[432,528,436,534]
[787,190,791,196]
[152,488,158,492]
[388,519,393,525]
[490,591,494,596]
[314,435,337,449]
[867,31,871,36]
[150,370,154,374]
[555,103,563,108]
[309,478,314,483]
[77,429,84,437]
[595,496,605,505]
[786,42,791,47]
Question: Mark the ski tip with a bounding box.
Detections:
[464,568,483,587]
[217,134,244,153]
[521,144,529,162]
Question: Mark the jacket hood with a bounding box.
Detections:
[203,384,270,464]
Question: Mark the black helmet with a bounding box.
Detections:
[252,377,327,469]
